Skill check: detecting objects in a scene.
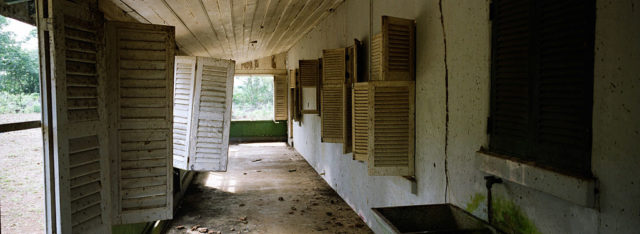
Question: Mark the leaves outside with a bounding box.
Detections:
[0,15,40,114]
[232,75,274,120]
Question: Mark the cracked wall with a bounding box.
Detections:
[286,0,640,233]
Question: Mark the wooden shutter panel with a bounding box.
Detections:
[352,82,369,161]
[173,56,196,170]
[299,59,320,114]
[106,21,175,224]
[322,48,346,143]
[274,75,288,120]
[371,33,382,81]
[368,81,415,176]
[188,57,235,171]
[299,59,319,87]
[382,16,415,81]
[489,0,532,158]
[291,69,302,122]
[533,0,594,175]
[289,69,296,88]
[38,0,111,232]
[490,0,594,176]
[342,40,360,154]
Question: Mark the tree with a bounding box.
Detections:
[232,76,274,120]
[0,15,39,94]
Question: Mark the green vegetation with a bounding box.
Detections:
[0,15,40,114]
[232,75,274,120]
[0,92,40,113]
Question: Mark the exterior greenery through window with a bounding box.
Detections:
[488,0,595,177]
[232,75,274,120]
[0,15,40,114]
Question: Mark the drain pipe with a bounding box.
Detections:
[484,176,502,225]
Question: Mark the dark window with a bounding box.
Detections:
[489,0,595,177]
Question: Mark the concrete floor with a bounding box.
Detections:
[167,143,373,234]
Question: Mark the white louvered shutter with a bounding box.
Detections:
[173,56,196,170]
[37,0,111,233]
[368,81,415,176]
[188,57,235,171]
[106,21,175,224]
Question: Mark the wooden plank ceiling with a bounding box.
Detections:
[109,0,345,62]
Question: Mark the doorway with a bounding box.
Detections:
[0,14,45,233]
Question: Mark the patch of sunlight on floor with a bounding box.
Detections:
[238,142,287,147]
[203,173,237,193]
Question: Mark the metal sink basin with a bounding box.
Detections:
[372,204,499,234]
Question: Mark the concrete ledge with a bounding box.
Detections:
[477,151,596,208]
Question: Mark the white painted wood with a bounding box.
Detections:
[108,0,345,63]
[38,1,112,233]
[105,21,175,225]
[188,57,235,171]
[173,56,196,170]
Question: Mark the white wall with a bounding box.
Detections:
[286,0,640,233]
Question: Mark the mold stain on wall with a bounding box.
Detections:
[492,196,540,234]
[465,193,486,213]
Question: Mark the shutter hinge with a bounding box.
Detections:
[486,116,492,134]
[489,1,495,21]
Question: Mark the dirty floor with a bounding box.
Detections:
[167,143,372,234]
[0,113,44,234]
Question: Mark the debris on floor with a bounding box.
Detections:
[166,143,372,234]
[251,159,262,162]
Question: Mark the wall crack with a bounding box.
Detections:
[439,0,450,203]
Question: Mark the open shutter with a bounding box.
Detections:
[37,0,112,232]
[352,82,369,161]
[321,48,346,143]
[342,39,361,154]
[368,81,415,176]
[106,21,175,224]
[289,69,300,122]
[173,56,196,170]
[295,69,303,121]
[274,75,288,120]
[188,57,235,171]
[299,59,320,114]
[381,16,415,81]
[289,69,296,88]
[370,33,382,81]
